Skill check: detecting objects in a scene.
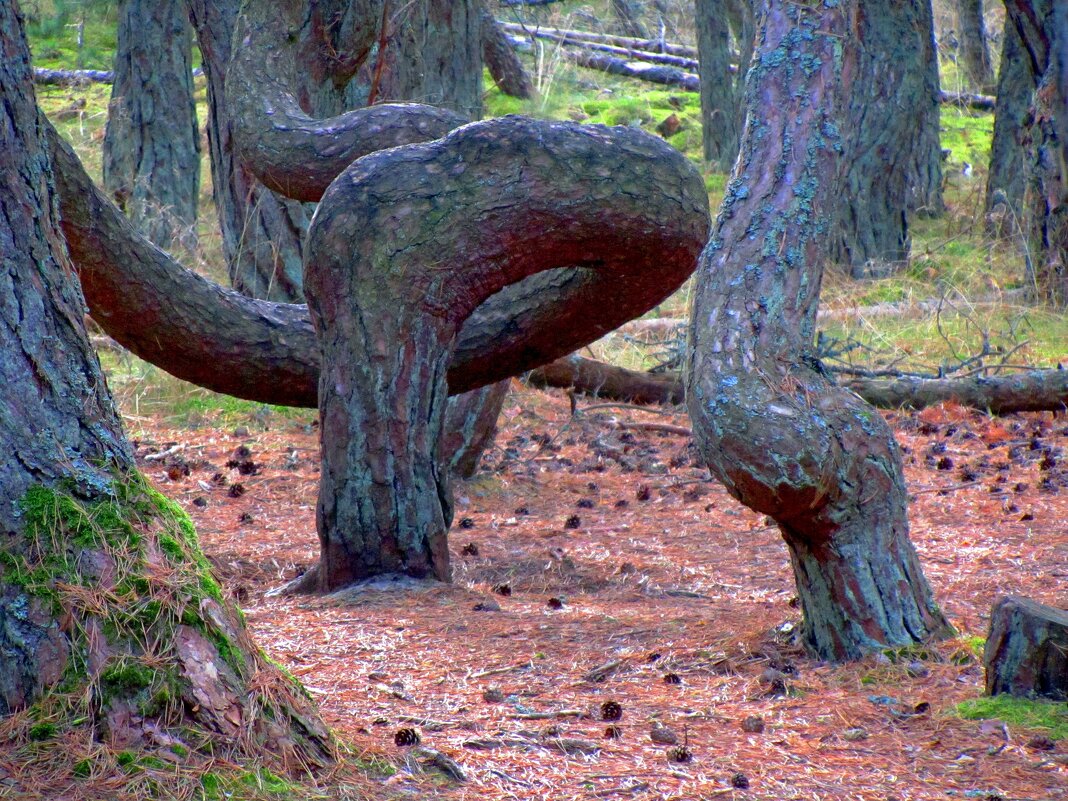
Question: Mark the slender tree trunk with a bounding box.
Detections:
[300,117,708,590]
[442,381,510,479]
[686,0,951,662]
[956,0,995,92]
[481,9,535,99]
[985,6,1041,231]
[102,0,199,251]
[0,6,331,785]
[695,0,739,169]
[831,0,945,277]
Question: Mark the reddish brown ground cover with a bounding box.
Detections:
[138,384,1068,800]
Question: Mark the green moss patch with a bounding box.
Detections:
[956,695,1068,740]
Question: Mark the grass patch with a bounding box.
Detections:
[957,696,1068,740]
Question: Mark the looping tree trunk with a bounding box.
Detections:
[443,381,511,479]
[686,0,950,662]
[303,117,709,589]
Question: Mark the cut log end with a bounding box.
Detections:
[984,595,1068,701]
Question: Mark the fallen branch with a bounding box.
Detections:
[504,27,701,70]
[604,420,692,436]
[939,89,997,111]
[530,354,1068,414]
[34,66,203,85]
[565,50,701,92]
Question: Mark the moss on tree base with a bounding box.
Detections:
[0,473,335,799]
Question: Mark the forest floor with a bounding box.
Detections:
[128,384,1068,801]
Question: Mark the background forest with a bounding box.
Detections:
[3,1,1067,800]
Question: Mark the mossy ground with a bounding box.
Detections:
[956,695,1068,740]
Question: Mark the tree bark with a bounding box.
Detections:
[102,0,199,252]
[302,117,709,590]
[0,6,331,782]
[528,355,685,405]
[985,6,1040,230]
[1005,0,1068,306]
[442,381,511,479]
[481,9,535,99]
[611,0,648,39]
[956,0,995,93]
[984,596,1068,701]
[695,0,740,169]
[831,0,945,277]
[187,0,310,302]
[686,1,951,662]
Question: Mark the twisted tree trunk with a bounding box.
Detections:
[687,0,951,662]
[102,0,199,251]
[301,117,709,589]
[481,9,535,99]
[0,8,331,787]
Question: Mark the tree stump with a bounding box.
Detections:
[985,595,1068,701]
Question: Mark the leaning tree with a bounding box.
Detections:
[0,4,332,792]
[687,0,952,662]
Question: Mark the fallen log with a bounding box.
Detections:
[565,51,700,93]
[940,89,997,112]
[34,66,204,86]
[528,354,1068,414]
[496,21,699,59]
[502,27,700,70]
[985,596,1068,701]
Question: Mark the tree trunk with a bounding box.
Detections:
[985,596,1068,701]
[102,0,199,251]
[725,0,755,140]
[442,381,511,479]
[481,9,535,99]
[686,0,951,662]
[611,0,648,39]
[831,0,945,277]
[695,0,739,169]
[0,7,331,786]
[370,0,483,119]
[985,7,1040,231]
[956,0,995,93]
[301,117,708,590]
[1005,0,1068,306]
[187,0,309,302]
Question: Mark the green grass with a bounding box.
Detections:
[957,695,1068,740]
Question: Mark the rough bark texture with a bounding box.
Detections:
[1005,0,1068,306]
[985,596,1068,701]
[303,117,709,590]
[0,5,331,774]
[686,1,950,662]
[481,9,535,99]
[696,0,739,169]
[956,0,995,92]
[102,0,199,250]
[831,0,945,276]
[369,0,483,119]
[187,0,310,302]
[985,5,1042,228]
[442,381,511,479]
